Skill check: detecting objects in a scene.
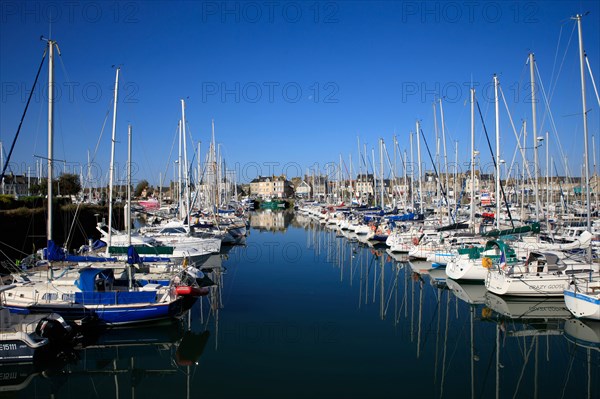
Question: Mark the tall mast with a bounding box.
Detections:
[127,124,132,245]
[212,119,218,210]
[403,150,408,210]
[470,90,476,228]
[521,120,527,222]
[357,136,361,201]
[196,141,202,198]
[47,40,56,243]
[178,119,183,219]
[410,132,415,211]
[546,131,550,211]
[574,14,591,234]
[379,138,384,209]
[439,98,450,220]
[493,74,501,230]
[416,121,423,214]
[454,140,458,212]
[529,53,541,221]
[371,147,377,207]
[393,134,398,193]
[349,153,353,202]
[107,66,120,249]
[181,99,190,227]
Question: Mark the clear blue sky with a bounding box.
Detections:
[1,1,599,186]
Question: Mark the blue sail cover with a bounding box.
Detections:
[46,240,66,261]
[46,240,117,262]
[75,268,114,291]
[127,246,142,265]
[385,213,416,222]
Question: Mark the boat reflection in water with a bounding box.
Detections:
[1,254,226,398]
[446,278,487,305]
[564,318,600,351]
[291,217,600,399]
[0,317,214,397]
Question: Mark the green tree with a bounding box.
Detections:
[58,173,81,196]
[134,180,149,197]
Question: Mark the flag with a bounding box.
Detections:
[499,250,507,270]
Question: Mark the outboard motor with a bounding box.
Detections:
[35,314,73,343]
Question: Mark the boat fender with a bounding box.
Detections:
[481,307,492,318]
[482,257,493,268]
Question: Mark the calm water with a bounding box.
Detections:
[4,211,599,398]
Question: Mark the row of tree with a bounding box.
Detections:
[27,174,154,198]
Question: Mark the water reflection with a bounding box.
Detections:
[250,210,293,232]
[294,212,599,399]
[3,254,226,398]
[9,214,597,398]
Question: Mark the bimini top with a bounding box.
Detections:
[75,268,115,291]
[526,251,566,273]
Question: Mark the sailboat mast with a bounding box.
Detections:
[470,88,476,232]
[107,66,120,249]
[439,98,450,220]
[403,150,408,210]
[181,99,190,227]
[178,119,183,219]
[127,124,132,245]
[493,74,501,230]
[410,132,415,211]
[546,131,550,212]
[47,40,55,242]
[349,153,353,202]
[87,150,92,201]
[212,119,218,210]
[529,53,541,221]
[371,147,377,207]
[379,138,384,209]
[356,136,361,202]
[574,14,591,233]
[416,122,423,214]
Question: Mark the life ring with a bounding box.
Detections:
[482,257,492,268]
[412,237,419,245]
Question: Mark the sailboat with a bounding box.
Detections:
[563,14,600,321]
[2,41,198,326]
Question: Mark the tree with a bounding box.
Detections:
[58,173,81,196]
[134,180,149,198]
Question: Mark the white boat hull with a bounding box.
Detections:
[564,285,600,320]
[445,258,489,281]
[485,270,572,297]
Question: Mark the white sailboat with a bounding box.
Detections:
[563,14,600,320]
[2,43,201,326]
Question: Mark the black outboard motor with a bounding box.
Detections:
[35,314,73,343]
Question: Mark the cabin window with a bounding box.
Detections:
[62,293,74,302]
[42,293,58,301]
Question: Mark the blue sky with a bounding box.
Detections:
[1,1,599,186]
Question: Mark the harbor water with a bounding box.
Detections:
[4,210,599,398]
